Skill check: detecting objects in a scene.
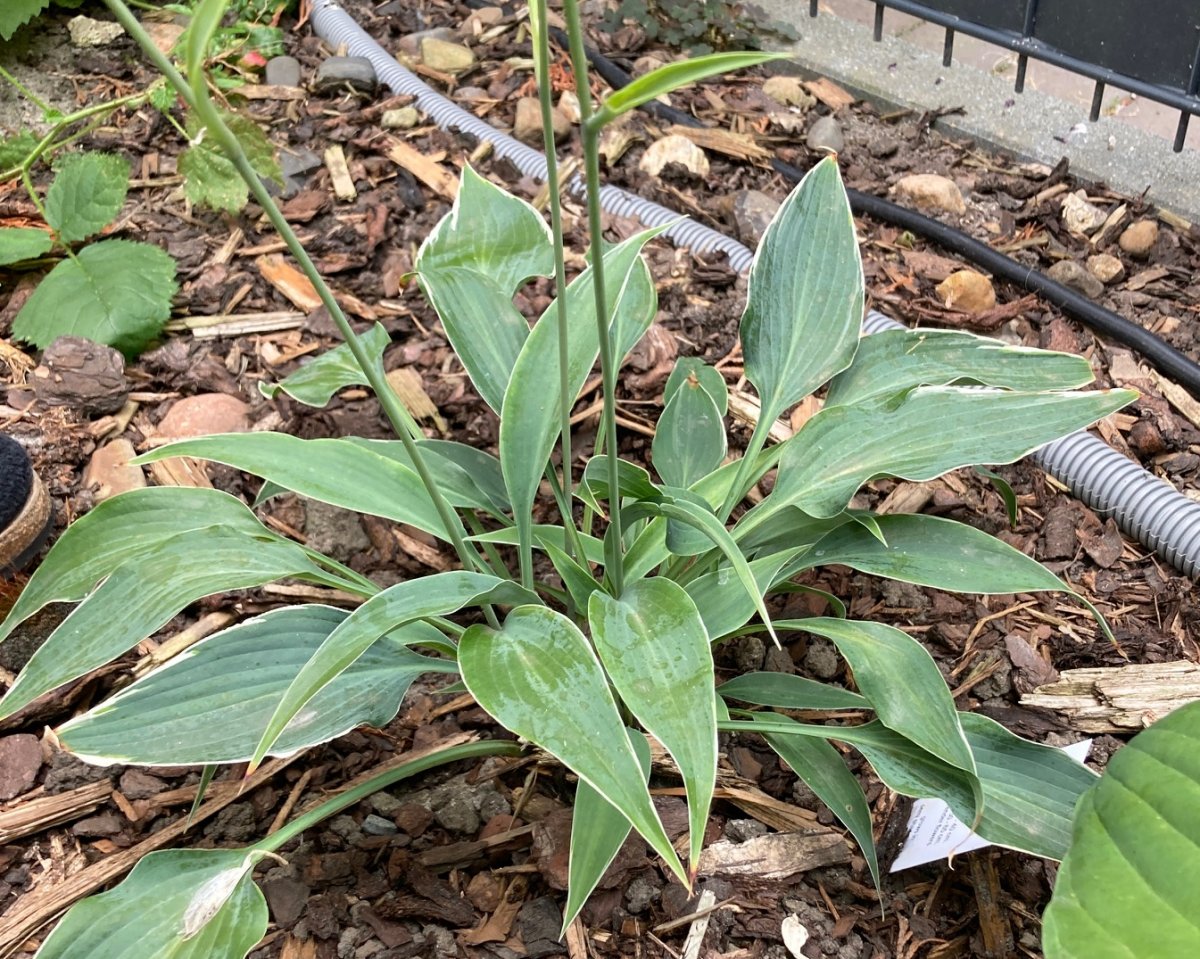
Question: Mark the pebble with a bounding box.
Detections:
[558,90,581,124]
[381,106,420,129]
[935,269,996,314]
[157,393,250,437]
[1047,259,1105,299]
[729,189,781,248]
[891,173,966,215]
[361,814,398,836]
[762,75,815,109]
[0,735,42,800]
[420,37,475,74]
[82,439,146,502]
[314,57,377,96]
[624,875,662,914]
[397,26,456,59]
[806,115,844,154]
[804,638,841,679]
[1060,191,1106,235]
[33,336,128,415]
[512,97,569,144]
[119,768,167,800]
[67,15,124,47]
[265,55,301,88]
[304,500,370,563]
[280,148,322,181]
[1087,252,1125,284]
[1118,219,1159,258]
[639,134,709,178]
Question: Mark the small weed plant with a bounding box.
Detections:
[603,0,798,54]
[0,1,1186,957]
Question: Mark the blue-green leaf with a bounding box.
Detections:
[259,323,390,407]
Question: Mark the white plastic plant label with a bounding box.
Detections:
[889,739,1092,872]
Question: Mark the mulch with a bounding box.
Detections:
[1,2,1198,957]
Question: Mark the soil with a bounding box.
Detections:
[1,3,1199,958]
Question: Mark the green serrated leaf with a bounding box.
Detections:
[180,110,280,214]
[0,227,53,266]
[0,130,38,170]
[45,152,130,243]
[12,238,177,356]
[0,0,49,42]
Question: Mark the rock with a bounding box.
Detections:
[1118,219,1159,258]
[1087,252,1125,284]
[304,500,370,563]
[517,897,565,959]
[73,812,123,837]
[67,15,124,47]
[265,55,301,88]
[362,814,398,836]
[805,115,844,154]
[557,90,581,124]
[892,173,966,215]
[513,97,543,144]
[1042,504,1079,559]
[33,336,128,415]
[82,439,146,502]
[632,55,666,76]
[263,877,310,927]
[763,75,815,109]
[729,189,781,248]
[639,134,708,178]
[314,57,377,96]
[624,875,662,914]
[1047,259,1105,299]
[0,735,42,800]
[725,818,769,843]
[1061,191,1106,235]
[805,638,840,679]
[158,393,250,437]
[420,37,475,74]
[397,26,456,59]
[119,768,167,800]
[381,106,420,129]
[935,269,996,314]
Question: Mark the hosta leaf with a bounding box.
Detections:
[767,386,1137,519]
[664,357,728,415]
[0,487,269,645]
[0,226,53,266]
[33,848,268,959]
[259,323,389,406]
[782,618,978,800]
[590,579,716,868]
[417,164,553,295]
[501,227,664,551]
[753,715,880,888]
[564,732,651,933]
[684,548,801,639]
[825,328,1096,407]
[459,605,687,885]
[0,527,333,721]
[718,672,867,711]
[59,606,455,765]
[11,238,177,356]
[179,109,281,214]
[45,152,129,243]
[740,156,863,426]
[250,572,538,767]
[793,513,1072,593]
[652,375,726,489]
[1043,700,1200,959]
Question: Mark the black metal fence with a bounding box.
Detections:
[808,0,1200,151]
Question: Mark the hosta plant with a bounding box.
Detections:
[0,0,1143,955]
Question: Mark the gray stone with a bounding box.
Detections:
[725,818,768,843]
[730,189,781,249]
[303,500,370,563]
[806,115,844,153]
[265,55,301,88]
[624,875,662,914]
[517,897,566,958]
[314,57,377,96]
[397,27,456,59]
[329,815,361,841]
[368,791,403,816]
[419,38,475,74]
[432,792,480,835]
[280,149,322,180]
[362,814,398,836]
[381,107,420,130]
[1047,259,1105,299]
[804,638,841,679]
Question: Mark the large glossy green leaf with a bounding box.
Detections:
[259,323,389,407]
[458,605,687,885]
[249,572,538,768]
[597,51,784,124]
[652,374,726,489]
[58,606,455,765]
[416,163,553,295]
[1043,700,1200,959]
[0,528,332,721]
[782,618,977,794]
[791,513,1072,594]
[34,848,268,959]
[753,715,880,888]
[739,156,863,427]
[766,386,1137,519]
[717,672,867,711]
[0,487,266,644]
[825,328,1096,408]
[564,732,651,933]
[500,228,664,549]
[589,580,716,869]
[416,268,529,413]
[135,433,447,537]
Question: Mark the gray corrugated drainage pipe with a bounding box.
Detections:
[308,0,1200,578]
